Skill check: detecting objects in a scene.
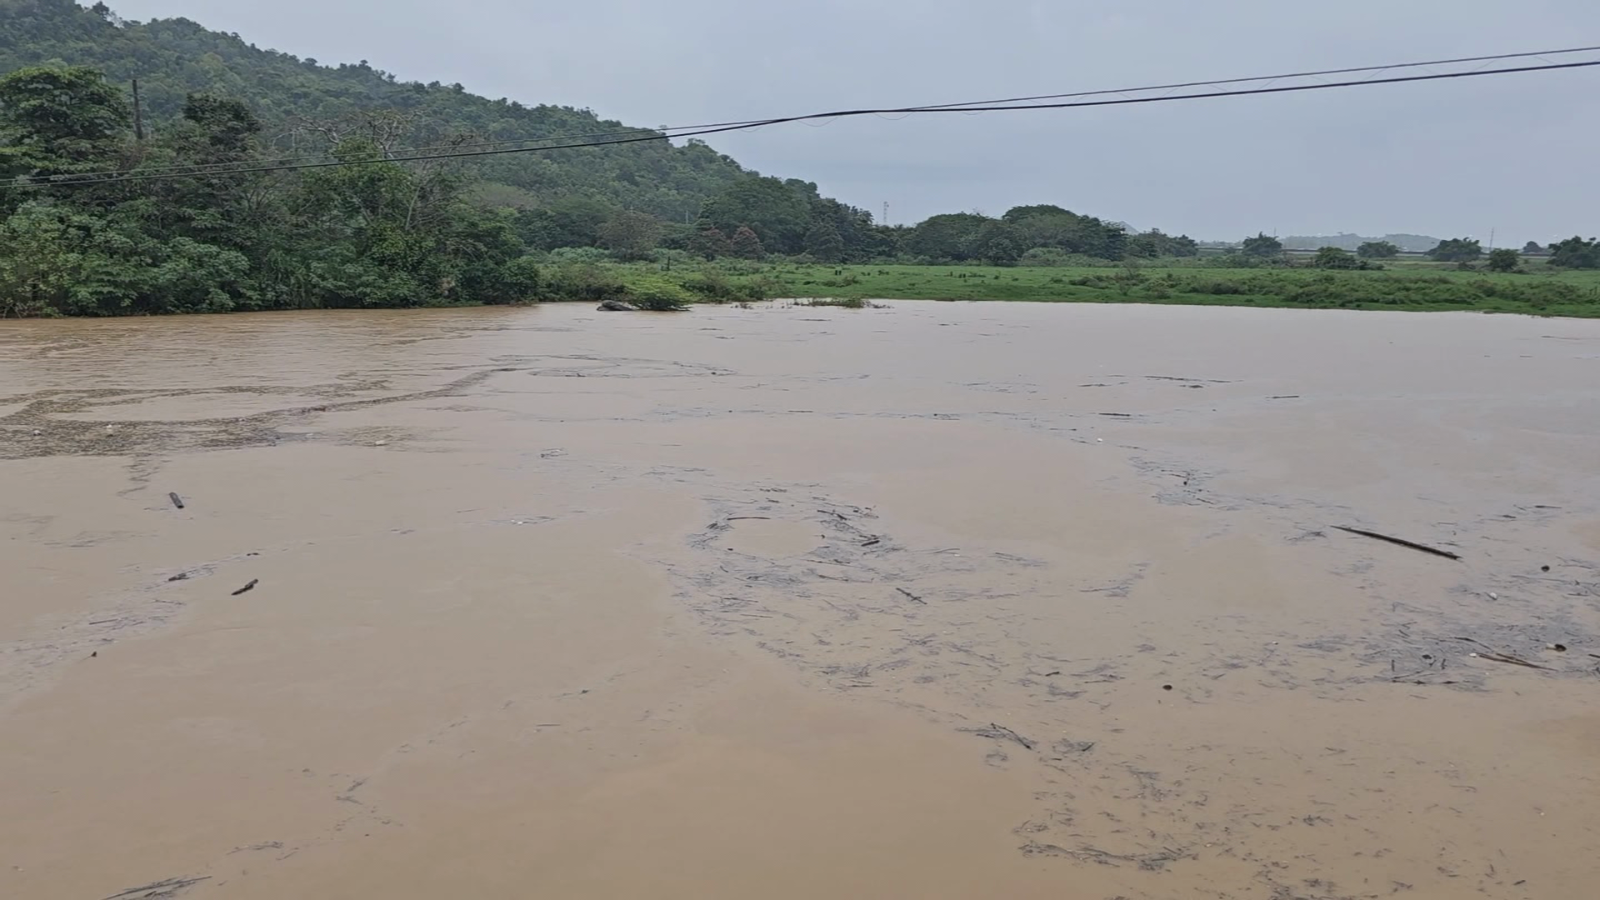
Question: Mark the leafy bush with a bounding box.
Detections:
[542,262,626,301]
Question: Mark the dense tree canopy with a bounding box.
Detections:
[1356,241,1400,259]
[1241,233,1284,258]
[0,64,530,315]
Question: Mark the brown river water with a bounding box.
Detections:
[2,301,1598,900]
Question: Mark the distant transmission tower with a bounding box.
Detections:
[882,201,889,226]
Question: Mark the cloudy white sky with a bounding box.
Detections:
[107,0,1600,243]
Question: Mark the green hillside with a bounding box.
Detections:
[0,0,749,220]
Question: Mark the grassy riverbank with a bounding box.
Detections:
[594,261,1600,317]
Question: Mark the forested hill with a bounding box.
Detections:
[0,0,750,220]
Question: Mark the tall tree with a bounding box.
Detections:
[802,219,845,263]
[729,225,764,260]
[596,210,662,261]
[687,226,731,260]
[0,64,130,177]
[1486,248,1520,273]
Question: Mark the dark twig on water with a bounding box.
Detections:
[1332,525,1462,560]
[103,876,212,900]
[1452,637,1551,670]
[860,537,881,547]
[896,587,925,604]
[231,578,259,596]
[966,723,1035,750]
[168,492,185,510]
[724,516,772,522]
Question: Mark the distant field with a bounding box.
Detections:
[611,261,1600,317]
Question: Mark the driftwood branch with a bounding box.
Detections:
[1332,525,1461,561]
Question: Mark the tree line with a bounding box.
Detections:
[0,64,1209,317]
[1230,233,1600,272]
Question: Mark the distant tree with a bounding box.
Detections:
[1356,241,1400,259]
[1486,249,1520,273]
[1313,246,1358,269]
[966,220,1024,265]
[1167,234,1200,258]
[1522,241,1544,255]
[1240,233,1283,258]
[1003,205,1127,259]
[687,226,732,260]
[514,197,616,251]
[596,210,663,261]
[1426,238,1482,263]
[1128,229,1200,259]
[802,219,845,262]
[906,212,989,261]
[1548,236,1600,269]
[728,225,765,260]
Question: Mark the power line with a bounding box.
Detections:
[14,51,1600,189]
[80,42,1600,181]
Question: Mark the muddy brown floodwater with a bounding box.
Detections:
[2,302,1599,900]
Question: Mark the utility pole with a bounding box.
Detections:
[131,78,145,143]
[1488,228,1496,251]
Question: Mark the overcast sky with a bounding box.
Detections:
[107,0,1600,243]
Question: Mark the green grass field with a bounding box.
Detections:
[606,261,1600,317]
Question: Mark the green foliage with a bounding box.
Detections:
[700,176,811,254]
[1426,238,1483,263]
[1357,241,1400,259]
[1313,246,1358,270]
[595,209,662,261]
[1486,248,1520,273]
[622,277,692,311]
[513,196,614,251]
[1523,241,1544,255]
[541,261,626,302]
[966,220,1024,265]
[1241,233,1283,258]
[1548,236,1600,269]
